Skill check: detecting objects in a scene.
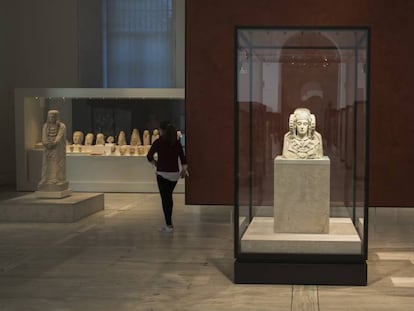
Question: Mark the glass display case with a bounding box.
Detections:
[234,28,369,285]
[15,88,185,193]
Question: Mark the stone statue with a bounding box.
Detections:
[119,145,128,155]
[282,108,323,159]
[117,131,127,146]
[130,129,141,146]
[143,130,150,146]
[106,136,114,144]
[72,131,84,145]
[151,129,160,144]
[95,133,105,145]
[85,133,94,145]
[37,110,69,193]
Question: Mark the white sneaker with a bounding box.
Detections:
[159,225,174,233]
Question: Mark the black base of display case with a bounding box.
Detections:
[234,260,367,285]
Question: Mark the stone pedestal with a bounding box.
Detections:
[0,192,104,223]
[274,156,330,234]
[36,181,72,198]
[35,189,73,199]
[241,217,361,254]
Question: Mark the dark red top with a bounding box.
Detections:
[147,137,187,172]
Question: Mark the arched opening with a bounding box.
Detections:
[279,31,341,152]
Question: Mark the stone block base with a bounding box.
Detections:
[0,192,104,222]
[274,156,330,233]
[35,188,73,199]
[241,217,361,254]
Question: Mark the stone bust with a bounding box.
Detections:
[130,129,141,146]
[143,130,150,146]
[95,133,105,145]
[151,129,160,144]
[72,131,84,145]
[117,131,127,146]
[282,108,323,159]
[85,133,94,145]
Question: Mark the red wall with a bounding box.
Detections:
[186,0,414,206]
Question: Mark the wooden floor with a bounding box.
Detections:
[0,191,413,310]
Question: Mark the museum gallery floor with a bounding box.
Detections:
[0,191,413,310]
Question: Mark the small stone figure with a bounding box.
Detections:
[117,131,127,146]
[282,108,323,159]
[137,145,145,155]
[106,136,114,144]
[143,130,150,146]
[95,133,105,145]
[85,133,94,145]
[151,129,160,144]
[72,131,84,145]
[130,129,141,146]
[37,110,70,195]
[119,145,128,155]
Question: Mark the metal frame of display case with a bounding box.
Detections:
[234,27,370,285]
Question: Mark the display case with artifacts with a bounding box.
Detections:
[15,88,185,193]
[234,28,369,285]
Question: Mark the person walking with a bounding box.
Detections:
[147,121,188,232]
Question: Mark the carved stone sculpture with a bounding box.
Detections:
[282,108,323,159]
[130,129,141,146]
[117,131,127,146]
[143,130,150,146]
[72,131,84,145]
[137,145,145,155]
[151,129,160,144]
[119,145,128,155]
[95,133,105,145]
[85,133,94,145]
[274,107,329,234]
[37,110,71,196]
[106,136,114,144]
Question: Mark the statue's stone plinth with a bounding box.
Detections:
[274,156,330,234]
[35,189,73,199]
[0,192,104,223]
[36,181,72,198]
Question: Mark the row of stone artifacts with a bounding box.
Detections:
[71,129,161,146]
[38,128,183,156]
[68,143,151,156]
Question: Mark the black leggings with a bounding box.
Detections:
[156,174,178,226]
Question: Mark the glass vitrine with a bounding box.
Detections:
[15,88,185,193]
[234,28,369,285]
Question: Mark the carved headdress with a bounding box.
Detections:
[288,108,316,138]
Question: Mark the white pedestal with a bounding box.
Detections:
[0,192,104,222]
[241,217,361,254]
[274,156,330,234]
[35,188,73,199]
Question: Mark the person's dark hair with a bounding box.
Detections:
[160,121,177,145]
[160,120,170,132]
